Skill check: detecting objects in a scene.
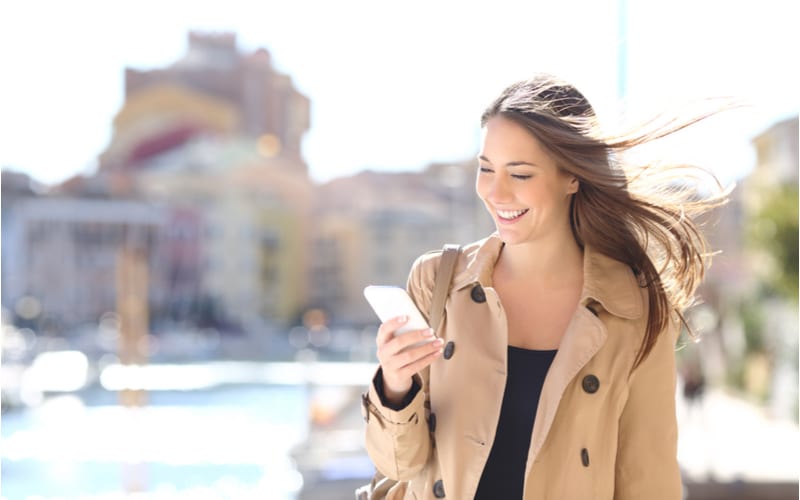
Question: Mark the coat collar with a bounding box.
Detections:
[451,233,643,320]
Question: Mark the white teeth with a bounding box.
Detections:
[497,209,528,219]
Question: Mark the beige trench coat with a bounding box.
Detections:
[362,234,682,499]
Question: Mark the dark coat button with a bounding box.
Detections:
[428,412,437,433]
[581,448,590,467]
[582,374,600,394]
[433,479,446,498]
[470,285,486,303]
[443,341,455,360]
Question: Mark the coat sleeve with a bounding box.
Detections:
[362,252,438,481]
[614,317,682,500]
[363,369,431,480]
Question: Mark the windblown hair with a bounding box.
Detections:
[481,74,732,368]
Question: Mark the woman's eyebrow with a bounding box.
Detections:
[478,155,539,168]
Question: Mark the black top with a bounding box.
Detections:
[474,346,557,500]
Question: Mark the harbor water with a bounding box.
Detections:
[1,379,355,499]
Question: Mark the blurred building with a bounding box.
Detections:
[1,171,40,312]
[99,31,309,173]
[136,141,313,328]
[1,179,162,333]
[750,115,799,186]
[93,31,313,330]
[700,186,750,302]
[1,31,314,342]
[310,161,493,324]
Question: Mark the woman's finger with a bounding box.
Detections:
[393,345,443,381]
[380,327,435,358]
[379,334,442,370]
[375,315,409,346]
[391,327,435,352]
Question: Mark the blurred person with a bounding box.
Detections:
[361,73,730,499]
[681,356,706,410]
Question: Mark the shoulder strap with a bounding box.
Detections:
[429,244,461,334]
[356,244,460,500]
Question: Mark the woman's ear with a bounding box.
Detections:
[566,176,579,194]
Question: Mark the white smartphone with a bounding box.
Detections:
[363,285,431,336]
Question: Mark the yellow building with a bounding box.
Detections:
[95,31,313,328]
[137,148,313,327]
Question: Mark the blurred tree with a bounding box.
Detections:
[747,183,799,301]
[732,181,799,404]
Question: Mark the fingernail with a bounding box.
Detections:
[399,315,408,323]
[435,338,444,345]
[423,328,434,337]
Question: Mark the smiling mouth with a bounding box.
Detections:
[496,209,529,221]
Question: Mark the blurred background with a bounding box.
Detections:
[0,1,797,499]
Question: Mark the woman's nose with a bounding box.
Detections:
[488,176,512,203]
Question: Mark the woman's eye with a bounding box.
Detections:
[479,166,493,173]
[511,174,532,180]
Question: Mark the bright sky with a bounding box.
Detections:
[1,0,797,186]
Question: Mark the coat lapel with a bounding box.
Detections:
[527,306,607,463]
[432,234,644,491]
[524,245,644,469]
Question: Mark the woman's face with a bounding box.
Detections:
[476,116,578,246]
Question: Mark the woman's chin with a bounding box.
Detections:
[495,228,528,245]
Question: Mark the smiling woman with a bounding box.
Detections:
[480,75,732,367]
[476,116,580,252]
[361,73,734,500]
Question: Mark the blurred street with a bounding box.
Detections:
[677,384,799,484]
[2,356,798,499]
[293,373,800,500]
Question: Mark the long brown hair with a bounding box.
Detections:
[481,74,732,368]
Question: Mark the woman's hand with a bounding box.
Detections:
[376,315,444,406]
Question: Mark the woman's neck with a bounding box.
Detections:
[495,232,584,288]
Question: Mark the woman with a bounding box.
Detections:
[362,74,728,499]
